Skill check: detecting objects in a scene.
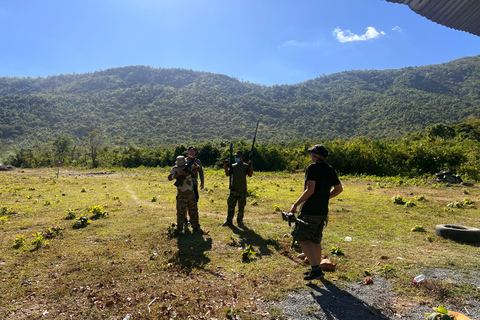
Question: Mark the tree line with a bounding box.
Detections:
[6,118,480,181]
[1,55,480,158]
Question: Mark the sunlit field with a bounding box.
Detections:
[1,167,479,319]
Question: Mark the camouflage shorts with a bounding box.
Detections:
[292,214,327,244]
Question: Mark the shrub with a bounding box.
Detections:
[13,235,27,249]
[411,225,426,232]
[63,209,77,220]
[330,246,345,256]
[44,226,63,239]
[241,245,257,262]
[32,232,49,249]
[392,195,406,205]
[88,205,108,219]
[73,214,91,229]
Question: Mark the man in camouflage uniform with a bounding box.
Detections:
[184,146,204,226]
[222,151,253,228]
[168,155,202,235]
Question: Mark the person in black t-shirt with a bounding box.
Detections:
[290,144,343,281]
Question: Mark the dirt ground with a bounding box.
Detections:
[266,269,480,320]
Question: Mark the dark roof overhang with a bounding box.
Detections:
[385,0,480,37]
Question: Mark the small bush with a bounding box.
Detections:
[1,206,19,215]
[73,214,90,229]
[63,209,77,220]
[13,235,27,249]
[32,232,49,249]
[241,245,257,262]
[414,195,427,201]
[411,225,426,232]
[88,205,108,219]
[405,201,416,207]
[44,226,63,239]
[392,195,406,205]
[330,246,345,256]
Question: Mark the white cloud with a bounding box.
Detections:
[333,27,385,43]
[392,26,403,32]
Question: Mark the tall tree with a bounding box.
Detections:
[84,129,101,168]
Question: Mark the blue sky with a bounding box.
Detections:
[1,0,479,86]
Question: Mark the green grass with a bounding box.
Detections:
[0,168,479,319]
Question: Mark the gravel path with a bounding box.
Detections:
[266,269,480,320]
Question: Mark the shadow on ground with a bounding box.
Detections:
[306,280,390,319]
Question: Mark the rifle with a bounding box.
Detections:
[228,142,233,190]
[281,211,308,248]
[250,120,260,160]
[173,157,196,187]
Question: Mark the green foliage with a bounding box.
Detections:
[241,245,257,262]
[73,214,91,229]
[44,226,63,239]
[329,246,345,256]
[392,195,407,205]
[446,201,464,209]
[425,305,454,320]
[411,225,426,232]
[265,237,279,249]
[0,216,7,224]
[1,206,19,215]
[405,200,416,208]
[13,235,27,249]
[166,222,177,238]
[63,209,77,220]
[88,205,108,219]
[32,232,49,249]
[1,58,480,174]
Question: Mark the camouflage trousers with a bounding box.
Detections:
[226,190,247,223]
[176,191,199,229]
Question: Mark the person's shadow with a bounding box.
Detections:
[170,229,212,270]
[305,280,390,319]
[228,224,273,257]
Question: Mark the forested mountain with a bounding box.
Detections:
[1,55,480,156]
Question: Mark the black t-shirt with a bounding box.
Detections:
[300,161,341,216]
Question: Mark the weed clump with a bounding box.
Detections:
[63,209,77,220]
[13,235,27,249]
[392,195,407,205]
[88,205,108,219]
[73,214,90,229]
[411,225,426,232]
[329,246,345,256]
[32,232,49,249]
[241,245,257,262]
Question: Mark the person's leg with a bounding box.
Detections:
[237,193,247,225]
[187,193,200,230]
[314,242,322,261]
[224,192,237,225]
[176,194,187,233]
[300,241,320,266]
[193,184,199,202]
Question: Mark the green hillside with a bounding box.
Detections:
[1,55,480,155]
